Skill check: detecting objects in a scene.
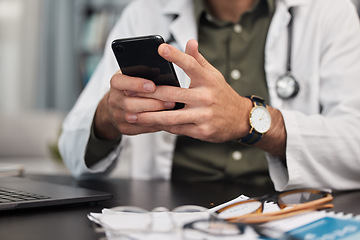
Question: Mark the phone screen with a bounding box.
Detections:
[112,35,184,109]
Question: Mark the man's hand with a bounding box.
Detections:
[125,39,253,143]
[93,70,176,140]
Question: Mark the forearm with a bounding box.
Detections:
[237,96,287,163]
[256,106,287,164]
[94,92,122,140]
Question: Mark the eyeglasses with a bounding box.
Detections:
[89,204,301,240]
[88,205,210,238]
[215,189,333,224]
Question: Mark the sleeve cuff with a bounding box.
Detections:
[85,120,122,167]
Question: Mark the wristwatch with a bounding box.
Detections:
[239,95,271,145]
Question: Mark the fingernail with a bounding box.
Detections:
[164,102,175,109]
[143,82,155,92]
[125,90,136,96]
[162,45,170,56]
[127,114,137,122]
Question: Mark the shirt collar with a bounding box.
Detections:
[194,0,276,26]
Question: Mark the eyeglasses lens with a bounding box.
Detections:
[173,205,209,213]
[279,191,324,206]
[217,201,262,219]
[184,220,243,239]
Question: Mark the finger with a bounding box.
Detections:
[106,101,164,136]
[110,71,156,93]
[108,87,175,113]
[136,85,201,106]
[184,39,214,71]
[121,97,176,113]
[118,122,162,136]
[158,43,207,81]
[129,107,201,126]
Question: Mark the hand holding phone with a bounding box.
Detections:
[112,35,184,109]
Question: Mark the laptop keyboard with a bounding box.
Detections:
[0,187,51,203]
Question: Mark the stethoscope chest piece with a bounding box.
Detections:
[276,72,300,99]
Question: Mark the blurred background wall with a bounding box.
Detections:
[0,0,131,113]
[0,0,131,161]
[0,0,41,113]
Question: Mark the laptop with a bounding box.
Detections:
[0,176,112,211]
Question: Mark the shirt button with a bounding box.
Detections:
[231,69,241,80]
[232,151,243,161]
[205,13,214,22]
[234,24,242,33]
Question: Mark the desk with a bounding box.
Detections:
[0,174,359,240]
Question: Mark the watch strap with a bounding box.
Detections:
[239,129,263,145]
[250,95,266,108]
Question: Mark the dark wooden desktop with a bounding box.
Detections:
[0,174,359,240]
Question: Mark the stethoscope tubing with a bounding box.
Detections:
[276,7,300,99]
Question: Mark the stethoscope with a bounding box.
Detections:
[276,7,300,99]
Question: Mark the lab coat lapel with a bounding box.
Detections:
[267,0,309,49]
[162,0,197,52]
[266,1,291,50]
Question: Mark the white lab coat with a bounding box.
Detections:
[59,0,360,191]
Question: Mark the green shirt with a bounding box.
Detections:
[171,0,275,185]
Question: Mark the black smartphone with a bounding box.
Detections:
[111,35,184,110]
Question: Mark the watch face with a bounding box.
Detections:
[249,106,271,133]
